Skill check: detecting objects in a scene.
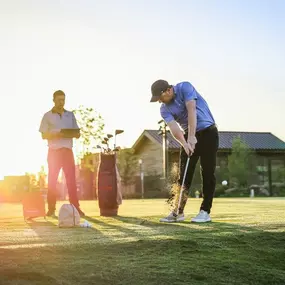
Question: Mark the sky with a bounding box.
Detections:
[0,0,284,178]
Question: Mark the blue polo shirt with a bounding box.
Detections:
[160,81,215,132]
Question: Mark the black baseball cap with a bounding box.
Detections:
[150,80,172,102]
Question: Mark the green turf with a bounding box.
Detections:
[0,198,285,285]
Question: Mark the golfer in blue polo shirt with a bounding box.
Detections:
[150,80,219,223]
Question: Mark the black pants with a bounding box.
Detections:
[177,124,219,214]
[47,148,80,211]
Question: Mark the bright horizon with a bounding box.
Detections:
[0,0,284,179]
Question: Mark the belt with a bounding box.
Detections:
[196,124,217,134]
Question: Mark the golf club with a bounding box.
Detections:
[107,134,113,145]
[101,140,108,153]
[104,137,110,149]
[96,145,102,153]
[176,156,190,217]
[114,129,124,149]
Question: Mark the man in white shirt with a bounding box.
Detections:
[39,90,85,217]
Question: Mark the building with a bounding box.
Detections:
[132,130,285,196]
[0,175,30,202]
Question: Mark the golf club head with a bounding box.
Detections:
[107,134,113,139]
[103,137,110,150]
[96,145,103,153]
[115,129,124,135]
[101,141,107,152]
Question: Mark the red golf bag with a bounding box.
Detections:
[97,153,122,216]
[22,191,46,220]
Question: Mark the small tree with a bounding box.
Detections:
[116,148,138,185]
[276,166,285,182]
[24,172,38,191]
[228,136,251,187]
[72,105,105,160]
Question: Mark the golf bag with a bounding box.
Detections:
[97,153,122,216]
[22,191,46,220]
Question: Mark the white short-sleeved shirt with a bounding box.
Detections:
[39,108,79,150]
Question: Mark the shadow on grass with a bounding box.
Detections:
[1,230,284,285]
[85,216,139,237]
[23,216,108,247]
[0,270,64,285]
[112,215,263,234]
[85,214,282,252]
[1,212,285,285]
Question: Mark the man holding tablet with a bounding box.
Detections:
[39,90,85,217]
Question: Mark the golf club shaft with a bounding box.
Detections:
[176,156,190,216]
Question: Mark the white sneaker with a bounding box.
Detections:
[191,210,211,223]
[160,212,185,223]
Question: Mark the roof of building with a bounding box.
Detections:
[132,130,285,152]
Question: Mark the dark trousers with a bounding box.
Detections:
[47,148,79,211]
[178,125,219,214]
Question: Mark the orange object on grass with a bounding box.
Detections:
[22,192,46,220]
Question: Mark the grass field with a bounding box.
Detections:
[0,198,285,285]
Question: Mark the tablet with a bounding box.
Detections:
[60,128,80,134]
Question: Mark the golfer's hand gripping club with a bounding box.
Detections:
[182,141,194,157]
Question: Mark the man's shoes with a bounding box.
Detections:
[160,212,185,223]
[191,210,211,223]
[46,209,56,218]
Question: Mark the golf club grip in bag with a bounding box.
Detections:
[97,153,122,216]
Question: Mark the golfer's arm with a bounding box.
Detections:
[167,121,187,146]
[185,100,197,137]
